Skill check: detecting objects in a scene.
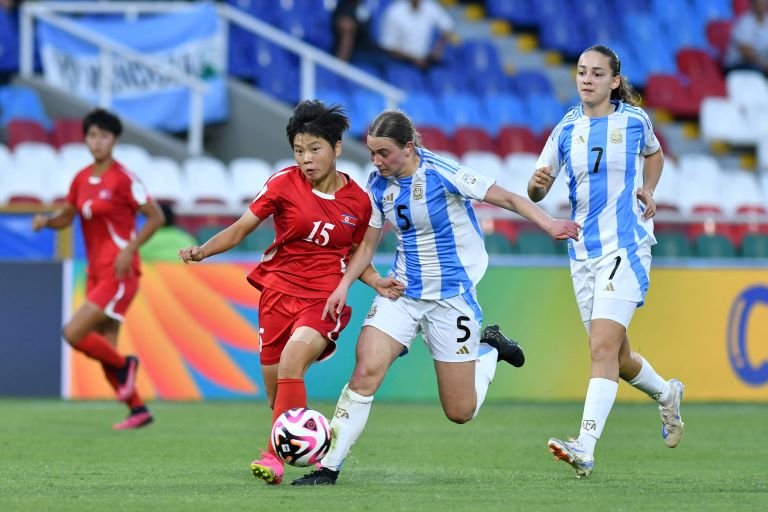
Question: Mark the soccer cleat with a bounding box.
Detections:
[113,409,154,430]
[480,325,525,367]
[659,379,685,448]
[115,356,139,402]
[548,437,594,479]
[250,452,284,485]
[291,467,339,486]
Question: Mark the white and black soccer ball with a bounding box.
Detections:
[271,407,332,467]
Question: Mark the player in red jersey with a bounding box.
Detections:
[178,100,403,485]
[32,109,164,430]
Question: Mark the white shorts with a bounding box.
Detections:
[362,290,483,363]
[570,240,652,328]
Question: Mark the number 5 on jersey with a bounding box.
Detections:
[304,221,335,246]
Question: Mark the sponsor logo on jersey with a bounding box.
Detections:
[576,135,586,144]
[603,282,615,292]
[458,171,478,187]
[610,129,623,144]
[582,419,597,431]
[455,345,470,355]
[340,213,359,227]
[412,183,424,200]
[366,305,378,319]
[383,192,394,203]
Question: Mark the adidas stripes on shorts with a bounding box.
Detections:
[570,239,653,328]
[362,291,483,363]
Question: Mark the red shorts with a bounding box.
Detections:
[258,287,352,365]
[86,273,139,322]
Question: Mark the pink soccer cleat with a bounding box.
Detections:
[250,452,284,485]
[113,409,154,430]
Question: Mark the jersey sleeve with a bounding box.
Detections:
[639,110,661,156]
[536,128,563,177]
[128,175,149,207]
[249,173,285,219]
[366,173,386,229]
[451,166,495,200]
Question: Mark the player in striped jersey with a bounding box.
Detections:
[528,45,685,478]
[292,110,580,485]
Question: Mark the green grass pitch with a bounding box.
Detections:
[0,400,765,511]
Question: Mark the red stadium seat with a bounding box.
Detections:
[496,126,539,156]
[415,125,452,153]
[52,118,83,148]
[706,20,733,61]
[677,48,725,84]
[733,0,750,17]
[453,127,495,157]
[644,74,700,117]
[7,119,50,149]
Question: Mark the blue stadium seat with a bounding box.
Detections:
[604,41,648,87]
[403,92,451,134]
[524,93,566,134]
[385,62,427,92]
[226,0,278,24]
[538,15,589,59]
[486,0,540,28]
[509,70,553,97]
[440,93,485,130]
[461,40,504,76]
[0,7,19,74]
[662,14,708,52]
[691,0,733,21]
[0,86,52,130]
[427,66,468,96]
[482,93,529,136]
[350,90,386,138]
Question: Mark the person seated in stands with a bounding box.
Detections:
[332,0,385,70]
[139,203,196,262]
[724,0,768,74]
[379,0,455,69]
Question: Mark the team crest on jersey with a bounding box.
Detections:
[412,183,424,200]
[610,129,623,144]
[366,305,378,319]
[340,213,359,227]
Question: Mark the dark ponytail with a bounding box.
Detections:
[583,45,641,106]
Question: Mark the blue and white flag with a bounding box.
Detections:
[38,3,227,132]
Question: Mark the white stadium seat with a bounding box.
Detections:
[699,97,754,145]
[727,70,768,109]
[183,156,235,209]
[229,157,273,206]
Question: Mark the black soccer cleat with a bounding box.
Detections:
[481,325,525,367]
[291,467,339,486]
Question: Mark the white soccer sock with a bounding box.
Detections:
[321,383,374,471]
[577,378,618,455]
[627,356,671,403]
[473,344,498,419]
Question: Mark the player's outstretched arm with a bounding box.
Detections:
[483,184,580,241]
[178,209,262,263]
[31,204,77,232]
[323,225,382,320]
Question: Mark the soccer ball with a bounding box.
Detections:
[271,407,332,467]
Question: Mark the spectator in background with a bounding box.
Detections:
[725,0,768,74]
[139,203,196,262]
[332,0,384,70]
[379,0,455,69]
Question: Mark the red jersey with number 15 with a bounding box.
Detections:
[247,166,372,298]
[66,161,149,278]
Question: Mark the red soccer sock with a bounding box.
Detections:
[74,332,126,369]
[101,363,145,410]
[268,378,307,458]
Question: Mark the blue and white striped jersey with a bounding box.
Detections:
[536,100,660,261]
[367,148,495,300]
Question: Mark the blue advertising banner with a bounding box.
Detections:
[0,213,55,260]
[37,3,228,132]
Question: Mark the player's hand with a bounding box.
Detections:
[32,214,48,232]
[531,166,555,190]
[114,248,133,279]
[178,245,205,263]
[373,276,405,300]
[323,284,349,321]
[546,219,581,241]
[637,188,656,220]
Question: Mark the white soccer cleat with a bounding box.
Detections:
[659,378,685,448]
[548,437,594,479]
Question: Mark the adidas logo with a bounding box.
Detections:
[383,193,394,202]
[576,135,586,144]
[456,345,470,355]
[603,282,615,292]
